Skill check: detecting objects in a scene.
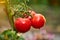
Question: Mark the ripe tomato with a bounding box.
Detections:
[14,18,31,33]
[31,14,46,29]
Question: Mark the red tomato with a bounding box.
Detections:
[14,18,31,33]
[31,14,46,29]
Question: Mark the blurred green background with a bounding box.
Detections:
[28,0,60,33]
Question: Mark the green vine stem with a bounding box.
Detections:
[5,0,15,31]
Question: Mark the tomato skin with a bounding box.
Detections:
[14,18,31,33]
[31,14,46,29]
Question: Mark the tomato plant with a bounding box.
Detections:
[0,0,46,40]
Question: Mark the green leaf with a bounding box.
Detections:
[0,30,25,40]
[26,0,29,2]
[0,34,4,40]
[17,35,25,40]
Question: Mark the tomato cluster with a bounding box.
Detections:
[14,10,46,33]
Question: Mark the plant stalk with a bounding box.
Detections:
[5,0,15,31]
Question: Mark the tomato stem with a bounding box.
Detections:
[5,0,16,31]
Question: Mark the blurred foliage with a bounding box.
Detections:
[13,0,60,27]
[28,0,60,29]
[0,30,25,40]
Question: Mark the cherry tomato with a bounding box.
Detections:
[14,18,31,33]
[31,14,46,29]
